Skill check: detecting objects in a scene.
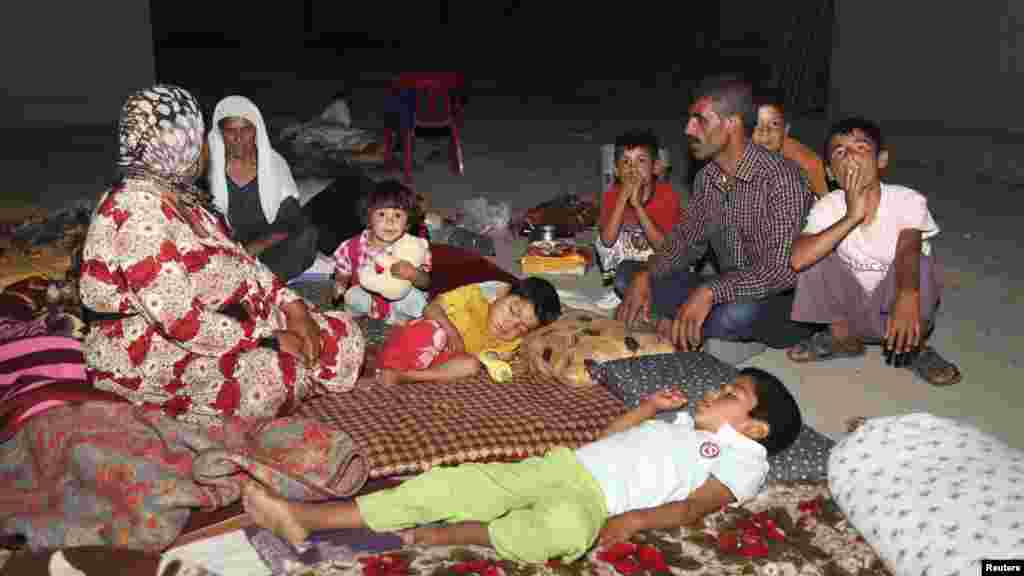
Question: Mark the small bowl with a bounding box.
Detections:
[529,224,559,243]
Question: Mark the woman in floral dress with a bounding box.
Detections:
[79,85,365,425]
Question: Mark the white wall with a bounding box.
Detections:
[0,1,155,127]
[831,3,1021,133]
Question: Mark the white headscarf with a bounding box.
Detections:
[207,95,299,224]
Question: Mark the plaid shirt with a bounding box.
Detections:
[649,143,814,305]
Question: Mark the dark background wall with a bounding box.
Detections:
[2,0,839,129]
[0,1,156,127]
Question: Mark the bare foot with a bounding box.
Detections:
[242,482,309,546]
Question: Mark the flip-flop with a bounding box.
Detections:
[787,331,866,363]
[907,346,962,387]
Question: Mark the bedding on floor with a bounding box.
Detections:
[0,401,368,552]
[0,212,889,575]
[297,355,627,478]
[246,480,891,576]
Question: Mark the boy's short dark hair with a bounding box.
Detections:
[824,117,885,159]
[692,74,756,136]
[614,129,660,163]
[360,179,419,226]
[741,367,802,456]
[509,277,562,326]
[753,87,787,119]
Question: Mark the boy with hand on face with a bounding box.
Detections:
[596,130,683,300]
[788,117,961,387]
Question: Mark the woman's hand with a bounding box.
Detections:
[275,330,306,362]
[246,232,289,257]
[282,301,322,367]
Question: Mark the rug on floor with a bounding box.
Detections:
[244,480,891,576]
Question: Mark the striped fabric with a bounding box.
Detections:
[0,335,86,395]
[0,320,107,443]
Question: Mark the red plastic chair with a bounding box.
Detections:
[383,72,465,185]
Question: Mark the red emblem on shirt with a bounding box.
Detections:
[699,441,720,459]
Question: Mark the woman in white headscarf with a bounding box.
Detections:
[207,95,318,280]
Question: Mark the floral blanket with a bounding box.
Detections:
[249,481,892,576]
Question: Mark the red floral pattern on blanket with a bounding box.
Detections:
[79,181,365,425]
[0,401,368,552]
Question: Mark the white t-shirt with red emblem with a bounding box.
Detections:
[574,412,769,516]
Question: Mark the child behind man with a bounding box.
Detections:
[373,277,561,385]
[751,89,830,198]
[332,180,431,325]
[244,367,802,564]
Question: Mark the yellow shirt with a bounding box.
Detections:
[436,282,521,356]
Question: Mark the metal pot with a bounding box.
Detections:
[529,224,559,243]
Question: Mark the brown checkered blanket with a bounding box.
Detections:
[296,356,627,478]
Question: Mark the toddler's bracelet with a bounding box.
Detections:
[258,336,280,351]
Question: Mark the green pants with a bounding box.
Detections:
[356,447,608,564]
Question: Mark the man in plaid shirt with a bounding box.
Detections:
[617,75,815,352]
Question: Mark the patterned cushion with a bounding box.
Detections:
[522,312,675,387]
[829,413,1024,575]
[297,356,627,478]
[587,352,835,483]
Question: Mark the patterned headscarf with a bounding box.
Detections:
[115,85,205,198]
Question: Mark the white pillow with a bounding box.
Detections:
[828,413,1024,576]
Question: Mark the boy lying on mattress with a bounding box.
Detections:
[373,277,562,385]
[244,367,802,565]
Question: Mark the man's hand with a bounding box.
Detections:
[598,513,640,546]
[671,286,714,351]
[616,270,652,328]
[840,159,869,225]
[642,389,688,412]
[390,260,419,281]
[283,301,322,368]
[885,290,922,355]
